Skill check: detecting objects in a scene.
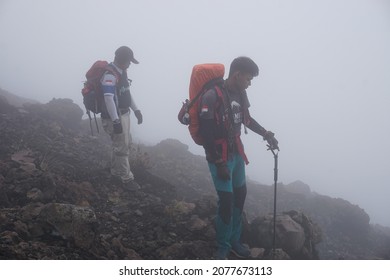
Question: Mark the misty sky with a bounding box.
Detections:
[0,0,389,226]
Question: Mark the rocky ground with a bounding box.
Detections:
[0,97,322,260]
[0,96,389,260]
[143,140,390,260]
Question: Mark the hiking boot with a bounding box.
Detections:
[101,167,112,179]
[231,242,250,258]
[122,180,141,191]
[215,247,230,260]
[110,175,123,185]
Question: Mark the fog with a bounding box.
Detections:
[0,0,389,226]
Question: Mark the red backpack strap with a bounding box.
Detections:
[212,86,224,125]
[215,85,249,164]
[214,85,223,99]
[214,85,225,111]
[214,85,230,123]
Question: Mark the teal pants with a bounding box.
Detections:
[208,153,247,251]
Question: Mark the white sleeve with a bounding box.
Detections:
[104,94,119,121]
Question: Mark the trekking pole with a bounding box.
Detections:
[86,110,94,136]
[267,145,279,256]
[93,113,99,134]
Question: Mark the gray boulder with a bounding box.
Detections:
[247,211,322,259]
[37,203,97,249]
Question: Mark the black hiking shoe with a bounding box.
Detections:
[101,167,112,180]
[122,180,141,191]
[215,247,230,260]
[231,242,250,258]
[110,175,123,185]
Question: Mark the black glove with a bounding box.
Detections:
[134,110,143,124]
[264,131,279,150]
[113,119,123,134]
[215,161,231,181]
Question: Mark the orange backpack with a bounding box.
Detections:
[178,63,225,145]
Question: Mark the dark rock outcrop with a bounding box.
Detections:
[23,98,83,130]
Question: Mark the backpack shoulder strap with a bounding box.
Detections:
[104,63,121,82]
[214,85,223,99]
[216,85,235,141]
[214,85,229,110]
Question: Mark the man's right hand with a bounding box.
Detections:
[113,119,123,134]
[216,161,231,181]
[264,131,279,150]
[134,110,143,124]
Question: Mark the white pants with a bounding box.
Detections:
[102,111,134,182]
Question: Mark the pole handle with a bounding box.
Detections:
[266,144,279,156]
